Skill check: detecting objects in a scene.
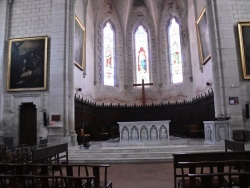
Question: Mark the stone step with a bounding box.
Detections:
[68,138,244,163]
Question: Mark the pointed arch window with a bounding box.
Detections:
[135,25,150,84]
[103,21,115,86]
[168,18,183,84]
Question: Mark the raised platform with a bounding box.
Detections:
[68,136,250,164]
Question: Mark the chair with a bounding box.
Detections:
[210,161,230,187]
[66,164,112,188]
[229,160,250,186]
[177,162,202,188]
[85,164,112,188]
[177,161,230,188]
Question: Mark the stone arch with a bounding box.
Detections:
[159,1,188,87]
[159,124,168,140]
[11,94,47,145]
[126,7,156,88]
[150,125,158,140]
[96,1,123,87]
[131,126,139,140]
[140,125,148,141]
[121,126,129,141]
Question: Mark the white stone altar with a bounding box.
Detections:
[203,120,232,144]
[117,120,170,142]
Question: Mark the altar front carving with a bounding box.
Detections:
[203,121,232,144]
[117,121,170,142]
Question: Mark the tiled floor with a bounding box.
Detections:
[107,162,173,188]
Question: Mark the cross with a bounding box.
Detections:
[133,79,153,106]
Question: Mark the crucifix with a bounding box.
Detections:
[133,79,153,106]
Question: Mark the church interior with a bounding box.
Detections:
[1,0,250,187]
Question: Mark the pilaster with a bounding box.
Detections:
[0,0,10,144]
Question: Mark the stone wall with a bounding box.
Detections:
[78,0,196,105]
[230,0,250,127]
[188,0,213,97]
[0,0,77,145]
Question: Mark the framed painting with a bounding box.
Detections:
[74,15,86,72]
[238,22,250,79]
[196,7,211,65]
[7,36,48,91]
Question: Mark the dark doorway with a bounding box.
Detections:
[20,103,37,146]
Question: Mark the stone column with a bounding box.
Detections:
[0,0,11,144]
[206,0,243,128]
[67,0,77,146]
[205,0,223,119]
[48,0,76,145]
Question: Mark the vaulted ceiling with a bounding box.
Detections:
[89,0,187,35]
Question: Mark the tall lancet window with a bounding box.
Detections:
[168,18,183,84]
[103,22,115,86]
[135,25,150,84]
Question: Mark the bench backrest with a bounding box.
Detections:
[0,163,111,188]
[32,143,68,163]
[172,151,250,188]
[0,174,94,188]
[225,139,245,152]
[188,171,250,187]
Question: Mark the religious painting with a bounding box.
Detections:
[74,15,86,72]
[196,7,211,65]
[7,36,48,91]
[238,22,250,79]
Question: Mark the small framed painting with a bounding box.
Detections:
[7,36,48,91]
[74,15,86,72]
[229,97,239,105]
[196,7,211,65]
[238,22,250,79]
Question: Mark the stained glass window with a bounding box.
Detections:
[168,18,183,84]
[135,25,150,84]
[103,22,115,86]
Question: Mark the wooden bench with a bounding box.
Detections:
[0,163,112,188]
[0,143,68,164]
[172,151,250,188]
[177,159,250,188]
[188,171,250,188]
[225,139,245,152]
[32,143,68,164]
[1,145,34,163]
[0,174,94,188]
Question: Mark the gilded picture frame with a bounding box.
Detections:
[7,36,48,91]
[238,22,250,79]
[74,15,86,72]
[196,7,211,65]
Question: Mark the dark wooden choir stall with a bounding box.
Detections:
[75,90,215,144]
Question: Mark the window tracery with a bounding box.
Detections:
[168,17,183,84]
[134,25,150,84]
[103,21,116,86]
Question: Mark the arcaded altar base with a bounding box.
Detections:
[203,120,232,145]
[117,120,170,142]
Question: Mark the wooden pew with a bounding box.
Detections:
[177,159,250,188]
[1,145,33,163]
[0,174,94,188]
[32,143,68,164]
[0,163,112,188]
[225,139,245,152]
[1,143,68,164]
[172,151,250,188]
[188,171,250,188]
